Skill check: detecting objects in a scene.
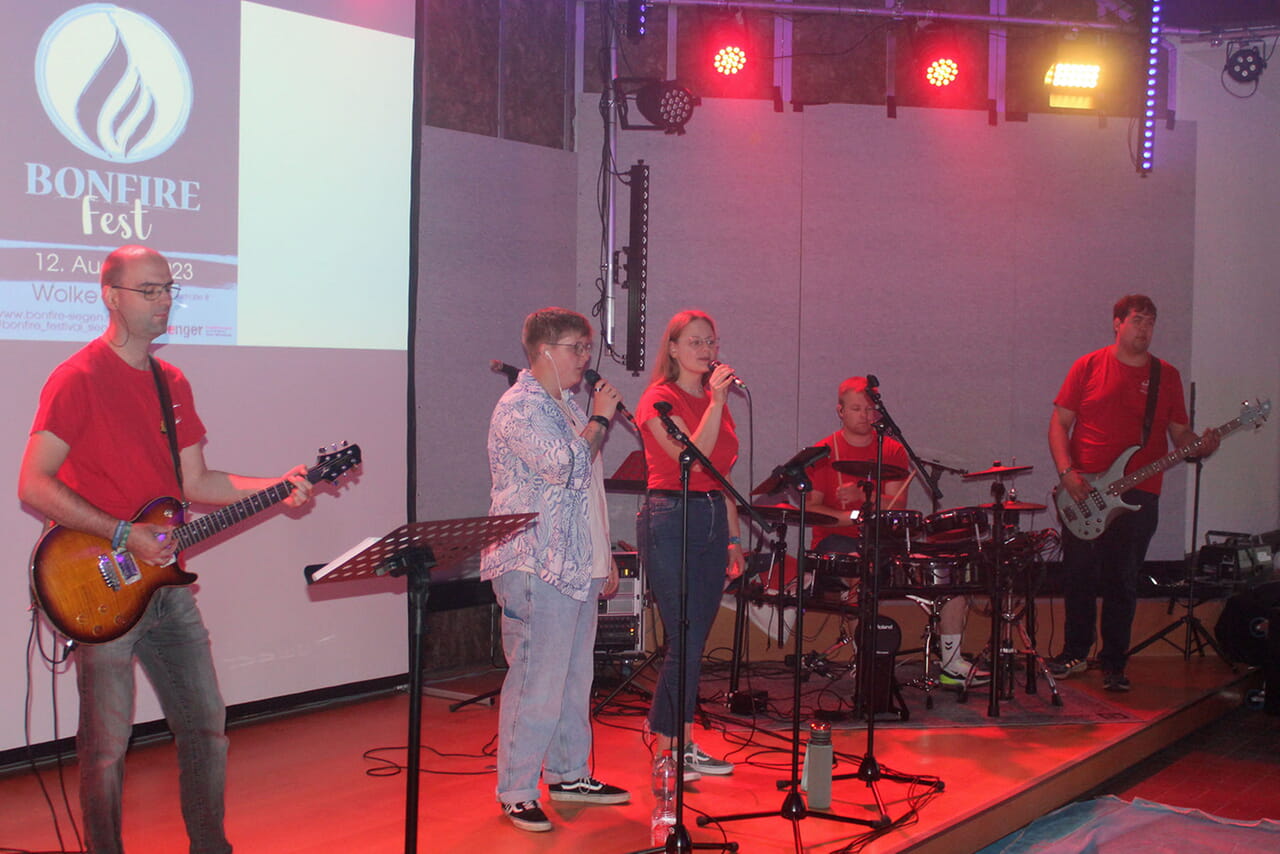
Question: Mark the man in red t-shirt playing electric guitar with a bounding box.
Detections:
[1048,295,1218,692]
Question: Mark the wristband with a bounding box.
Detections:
[727,536,741,547]
[1057,466,1075,478]
[111,520,132,552]
[588,414,611,430]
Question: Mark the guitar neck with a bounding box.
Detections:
[172,480,296,553]
[1110,415,1245,493]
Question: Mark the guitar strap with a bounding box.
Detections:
[149,356,185,496]
[1140,357,1161,448]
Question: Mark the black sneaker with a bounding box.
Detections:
[547,777,631,804]
[684,742,734,776]
[1103,671,1131,692]
[503,800,552,832]
[1048,655,1087,678]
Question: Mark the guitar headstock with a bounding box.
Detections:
[309,441,363,484]
[1242,398,1272,428]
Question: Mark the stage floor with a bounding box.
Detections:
[0,655,1252,853]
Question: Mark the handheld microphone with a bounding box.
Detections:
[654,400,673,416]
[583,369,636,424]
[866,374,879,389]
[708,359,747,390]
[489,359,520,386]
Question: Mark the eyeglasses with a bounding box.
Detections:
[111,283,181,301]
[547,341,593,356]
[681,337,719,350]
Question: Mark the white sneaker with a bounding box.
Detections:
[940,656,991,687]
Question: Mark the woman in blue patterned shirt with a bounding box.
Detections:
[480,307,630,833]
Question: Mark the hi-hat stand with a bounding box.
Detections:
[305,513,534,854]
[725,521,789,712]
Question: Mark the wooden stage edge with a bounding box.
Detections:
[903,667,1255,854]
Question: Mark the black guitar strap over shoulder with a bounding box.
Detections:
[149,356,185,496]
[1141,357,1161,448]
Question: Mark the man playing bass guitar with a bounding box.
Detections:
[1047,294,1218,692]
[18,245,314,854]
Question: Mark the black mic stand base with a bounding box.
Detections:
[698,787,892,831]
[632,824,741,854]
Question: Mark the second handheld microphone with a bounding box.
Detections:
[583,369,636,424]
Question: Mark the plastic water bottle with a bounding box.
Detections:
[650,749,677,845]
[799,720,833,810]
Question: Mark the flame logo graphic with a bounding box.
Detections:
[35,4,193,164]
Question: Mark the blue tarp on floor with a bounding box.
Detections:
[979,795,1280,853]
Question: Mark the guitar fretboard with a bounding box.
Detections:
[1106,415,1248,496]
[173,481,295,552]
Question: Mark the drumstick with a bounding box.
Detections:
[887,469,917,507]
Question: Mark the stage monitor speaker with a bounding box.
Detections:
[595,551,645,655]
[1214,581,1280,666]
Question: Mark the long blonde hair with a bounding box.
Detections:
[649,309,718,386]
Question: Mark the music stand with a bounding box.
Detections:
[306,513,535,854]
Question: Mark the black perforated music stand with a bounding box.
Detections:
[305,513,535,854]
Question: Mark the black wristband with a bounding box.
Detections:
[588,415,611,430]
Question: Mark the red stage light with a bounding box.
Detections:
[925,57,960,87]
[713,45,748,75]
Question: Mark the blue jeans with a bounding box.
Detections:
[76,586,230,854]
[1060,490,1160,672]
[492,571,604,805]
[638,492,729,738]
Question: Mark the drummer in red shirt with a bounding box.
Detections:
[807,377,988,687]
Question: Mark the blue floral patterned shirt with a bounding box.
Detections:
[479,370,606,601]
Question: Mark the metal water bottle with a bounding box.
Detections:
[800,720,833,809]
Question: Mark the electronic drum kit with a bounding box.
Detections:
[740,459,1061,713]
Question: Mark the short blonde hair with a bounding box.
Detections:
[521,307,591,361]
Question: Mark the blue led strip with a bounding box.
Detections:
[1140,2,1163,174]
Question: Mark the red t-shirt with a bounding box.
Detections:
[1054,346,1187,496]
[31,338,207,519]
[808,430,911,546]
[636,381,739,492]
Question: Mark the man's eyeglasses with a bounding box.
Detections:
[547,341,593,356]
[111,283,181,301]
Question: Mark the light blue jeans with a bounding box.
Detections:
[492,571,605,805]
[75,585,231,854]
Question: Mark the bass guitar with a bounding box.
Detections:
[29,441,361,644]
[1055,400,1269,540]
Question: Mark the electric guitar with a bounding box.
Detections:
[29,442,362,644]
[1054,400,1269,540]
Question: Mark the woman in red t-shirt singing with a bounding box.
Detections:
[635,309,744,778]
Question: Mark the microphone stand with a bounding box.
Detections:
[701,445,900,836]
[629,401,758,854]
[920,459,966,514]
[827,380,943,819]
[1128,381,1232,663]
